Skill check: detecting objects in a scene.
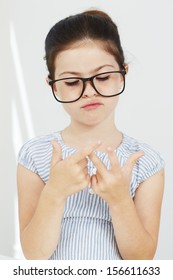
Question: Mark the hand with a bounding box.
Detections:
[89,148,144,206]
[47,140,101,201]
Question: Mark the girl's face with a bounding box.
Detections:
[53,40,124,127]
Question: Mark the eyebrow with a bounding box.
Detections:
[59,64,115,77]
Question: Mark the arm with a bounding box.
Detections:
[109,170,164,259]
[17,141,101,259]
[89,149,164,260]
[17,164,66,260]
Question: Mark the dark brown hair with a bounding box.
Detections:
[44,10,125,79]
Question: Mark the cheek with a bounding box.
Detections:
[105,96,119,111]
[62,103,77,116]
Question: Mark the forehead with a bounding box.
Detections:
[54,40,119,76]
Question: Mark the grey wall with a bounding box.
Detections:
[0,0,173,259]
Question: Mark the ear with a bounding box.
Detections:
[46,77,51,86]
[124,64,129,74]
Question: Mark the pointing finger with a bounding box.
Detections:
[88,151,107,177]
[50,140,62,168]
[69,141,102,164]
[124,150,144,175]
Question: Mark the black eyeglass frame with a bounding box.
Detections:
[49,69,126,103]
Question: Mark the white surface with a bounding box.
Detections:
[0,255,14,260]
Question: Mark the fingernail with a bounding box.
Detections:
[107,146,112,152]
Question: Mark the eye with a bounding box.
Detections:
[64,79,80,86]
[96,75,110,81]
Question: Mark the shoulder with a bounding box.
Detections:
[122,134,165,183]
[18,131,61,155]
[17,131,62,174]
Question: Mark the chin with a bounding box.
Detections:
[79,117,104,127]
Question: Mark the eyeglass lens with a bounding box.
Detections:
[52,72,124,102]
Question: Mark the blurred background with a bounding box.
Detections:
[0,0,172,259]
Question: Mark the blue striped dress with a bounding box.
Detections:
[18,131,164,260]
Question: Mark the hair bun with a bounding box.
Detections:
[82,9,112,20]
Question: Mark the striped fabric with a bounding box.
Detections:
[18,131,164,260]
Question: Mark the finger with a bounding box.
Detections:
[78,157,88,169]
[90,174,98,189]
[88,152,107,177]
[107,147,120,171]
[84,166,89,176]
[50,140,62,168]
[69,141,102,164]
[124,150,144,175]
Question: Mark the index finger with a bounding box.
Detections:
[69,141,102,163]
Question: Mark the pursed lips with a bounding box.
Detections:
[81,101,103,109]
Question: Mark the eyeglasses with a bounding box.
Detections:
[49,70,126,103]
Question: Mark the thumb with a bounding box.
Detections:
[124,150,144,176]
[50,140,62,168]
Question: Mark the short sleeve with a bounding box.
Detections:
[17,139,38,174]
[137,143,165,184]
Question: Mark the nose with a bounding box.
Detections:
[82,81,98,98]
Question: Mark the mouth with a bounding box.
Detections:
[81,102,103,110]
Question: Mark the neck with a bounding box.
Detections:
[62,114,122,151]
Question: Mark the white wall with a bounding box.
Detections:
[0,0,173,259]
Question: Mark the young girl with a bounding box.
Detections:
[17,9,164,260]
